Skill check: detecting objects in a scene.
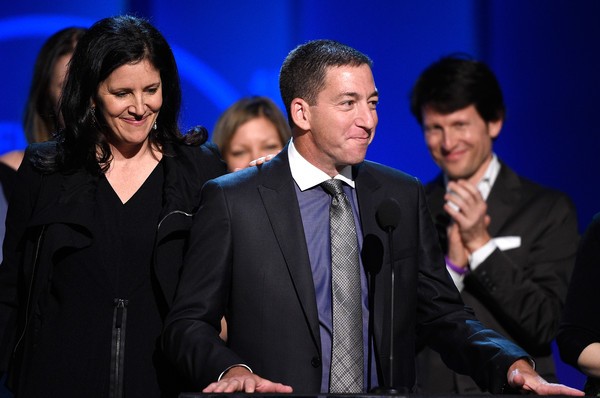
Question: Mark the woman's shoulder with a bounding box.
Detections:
[0,149,24,171]
[22,141,60,174]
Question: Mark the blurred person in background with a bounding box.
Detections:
[0,27,87,171]
[212,96,291,172]
[410,55,579,394]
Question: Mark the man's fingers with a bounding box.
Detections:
[204,375,292,394]
[248,158,263,167]
[255,380,293,394]
[248,154,276,168]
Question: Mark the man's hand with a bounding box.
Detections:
[446,222,469,270]
[444,179,491,253]
[507,359,584,395]
[231,154,277,172]
[203,366,293,394]
[248,154,276,168]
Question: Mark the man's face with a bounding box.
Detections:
[301,64,378,175]
[422,104,502,183]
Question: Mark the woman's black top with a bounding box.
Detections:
[24,163,165,397]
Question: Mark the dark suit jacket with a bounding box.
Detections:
[163,148,527,394]
[416,160,578,393]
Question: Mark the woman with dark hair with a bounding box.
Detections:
[0,27,87,171]
[212,96,291,172]
[0,15,226,397]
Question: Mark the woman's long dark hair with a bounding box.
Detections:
[38,15,204,173]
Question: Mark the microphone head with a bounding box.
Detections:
[361,234,384,275]
[376,198,401,231]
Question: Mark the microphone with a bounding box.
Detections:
[376,198,401,232]
[371,198,401,394]
[361,234,384,276]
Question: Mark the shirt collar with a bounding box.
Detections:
[288,139,355,191]
[478,153,500,200]
[444,153,500,201]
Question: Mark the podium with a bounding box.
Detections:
[181,395,409,398]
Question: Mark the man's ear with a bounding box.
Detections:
[290,98,311,131]
[489,118,503,140]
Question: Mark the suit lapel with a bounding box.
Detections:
[257,150,321,349]
[486,162,521,236]
[354,163,389,364]
[424,174,447,222]
[424,175,450,252]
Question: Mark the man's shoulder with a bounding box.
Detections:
[210,155,290,190]
[502,162,573,204]
[487,162,578,231]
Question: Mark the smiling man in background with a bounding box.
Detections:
[411,55,579,394]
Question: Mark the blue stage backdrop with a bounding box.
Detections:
[0,0,598,390]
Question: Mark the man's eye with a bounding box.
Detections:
[424,126,442,134]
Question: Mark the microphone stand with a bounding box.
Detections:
[370,225,400,394]
[367,272,376,392]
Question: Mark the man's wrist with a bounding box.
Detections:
[445,256,469,275]
[218,364,253,380]
[468,239,497,271]
[465,234,492,253]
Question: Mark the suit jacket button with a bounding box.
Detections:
[311,357,321,368]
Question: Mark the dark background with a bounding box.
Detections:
[0,0,597,390]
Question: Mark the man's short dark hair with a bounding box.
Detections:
[410,55,505,126]
[279,39,373,126]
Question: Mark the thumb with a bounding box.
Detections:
[484,214,491,227]
[508,368,535,392]
[508,368,525,388]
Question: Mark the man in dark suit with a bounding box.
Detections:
[163,40,582,395]
[410,56,580,393]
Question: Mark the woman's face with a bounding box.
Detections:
[96,59,162,152]
[224,116,284,171]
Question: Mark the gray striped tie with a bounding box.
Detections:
[321,179,364,393]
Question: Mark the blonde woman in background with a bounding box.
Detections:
[212,96,291,171]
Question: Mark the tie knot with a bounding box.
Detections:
[321,179,345,197]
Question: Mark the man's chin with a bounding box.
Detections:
[445,170,473,181]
